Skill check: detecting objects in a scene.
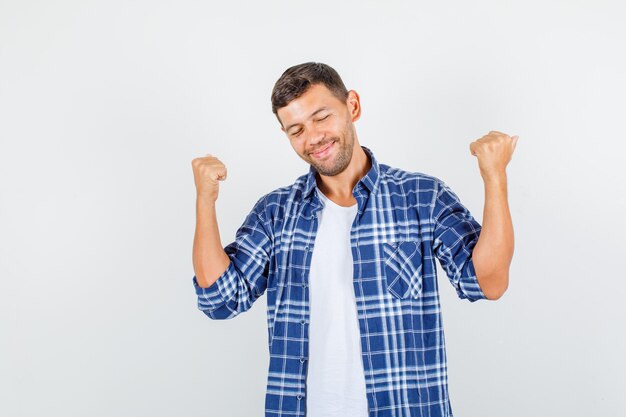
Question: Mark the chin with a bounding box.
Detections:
[316,159,349,176]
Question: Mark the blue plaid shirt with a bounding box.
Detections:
[193,146,487,417]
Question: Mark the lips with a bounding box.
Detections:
[309,141,335,158]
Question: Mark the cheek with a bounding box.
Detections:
[289,139,306,156]
[333,119,348,136]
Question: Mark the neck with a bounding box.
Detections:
[315,144,371,204]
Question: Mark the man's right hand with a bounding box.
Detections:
[191,154,228,203]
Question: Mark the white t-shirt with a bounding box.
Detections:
[306,187,369,417]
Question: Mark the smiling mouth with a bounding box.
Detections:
[309,141,335,156]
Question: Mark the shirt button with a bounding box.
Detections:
[300,319,306,325]
[305,246,309,251]
[297,394,303,400]
[300,357,306,363]
[302,283,307,288]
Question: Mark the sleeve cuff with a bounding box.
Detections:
[458,257,488,302]
[192,261,235,308]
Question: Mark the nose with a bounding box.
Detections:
[304,124,325,147]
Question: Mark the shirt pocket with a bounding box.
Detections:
[383,240,424,300]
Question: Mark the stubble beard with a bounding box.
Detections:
[309,127,355,177]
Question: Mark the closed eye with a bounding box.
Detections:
[290,114,330,137]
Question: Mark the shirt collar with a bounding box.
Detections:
[302,145,380,200]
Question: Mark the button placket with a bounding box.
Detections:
[299,209,317,406]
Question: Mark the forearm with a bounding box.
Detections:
[193,196,231,288]
[472,172,514,299]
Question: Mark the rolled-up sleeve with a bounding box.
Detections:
[431,180,487,302]
[193,196,272,319]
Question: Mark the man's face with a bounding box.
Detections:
[278,83,360,176]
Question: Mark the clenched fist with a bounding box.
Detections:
[469,130,519,180]
[191,154,228,203]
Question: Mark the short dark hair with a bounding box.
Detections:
[271,62,349,118]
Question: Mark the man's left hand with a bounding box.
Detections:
[469,130,519,180]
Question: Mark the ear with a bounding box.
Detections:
[347,90,361,122]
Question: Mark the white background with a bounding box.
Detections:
[1,1,625,416]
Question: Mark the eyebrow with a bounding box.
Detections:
[285,107,330,132]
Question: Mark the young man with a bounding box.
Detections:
[191,62,517,417]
